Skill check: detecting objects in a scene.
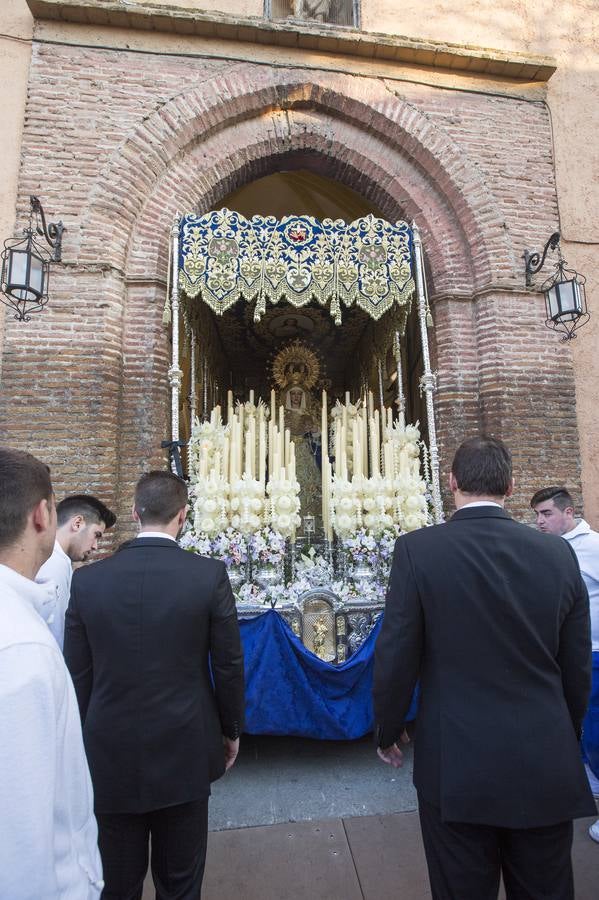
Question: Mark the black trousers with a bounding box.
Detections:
[418,796,574,900]
[97,798,209,900]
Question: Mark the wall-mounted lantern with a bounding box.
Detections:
[524,231,589,340]
[1,196,64,322]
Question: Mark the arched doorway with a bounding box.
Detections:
[177,170,427,456]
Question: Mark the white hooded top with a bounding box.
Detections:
[0,563,103,899]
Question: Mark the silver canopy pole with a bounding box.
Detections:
[189,330,197,424]
[412,222,443,524]
[168,215,183,443]
[393,330,406,429]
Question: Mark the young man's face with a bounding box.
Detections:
[71,519,106,562]
[533,499,573,536]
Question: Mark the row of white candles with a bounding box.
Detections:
[199,390,296,485]
[197,388,418,540]
[332,392,415,482]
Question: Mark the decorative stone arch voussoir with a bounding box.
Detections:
[125,114,472,303]
[83,67,513,296]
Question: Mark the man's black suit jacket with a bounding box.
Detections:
[64,537,245,815]
[373,505,596,829]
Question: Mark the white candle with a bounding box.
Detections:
[321,390,327,460]
[223,436,230,482]
[279,426,284,473]
[354,435,362,479]
[244,428,251,477]
[259,419,266,484]
[370,417,378,476]
[273,449,280,480]
[278,405,284,435]
[361,399,368,476]
[285,428,291,467]
[249,389,255,407]
[270,389,276,424]
[249,417,256,479]
[238,417,243,481]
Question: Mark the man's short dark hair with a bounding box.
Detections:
[0,447,53,550]
[451,436,512,497]
[134,471,188,525]
[530,486,574,511]
[56,494,116,530]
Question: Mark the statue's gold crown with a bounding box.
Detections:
[272,340,320,391]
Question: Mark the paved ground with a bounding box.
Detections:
[208,733,417,830]
[141,735,599,899]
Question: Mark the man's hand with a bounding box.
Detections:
[223,736,240,771]
[376,729,410,768]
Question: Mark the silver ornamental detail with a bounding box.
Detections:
[167,365,183,390]
[347,613,375,654]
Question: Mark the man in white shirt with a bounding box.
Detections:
[36,494,116,649]
[532,485,599,842]
[0,447,103,899]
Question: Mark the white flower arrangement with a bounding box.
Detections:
[229,473,266,535]
[191,474,229,537]
[266,477,301,538]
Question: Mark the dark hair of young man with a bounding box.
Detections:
[451,436,512,497]
[134,471,188,525]
[0,447,53,550]
[530,486,574,511]
[57,494,117,529]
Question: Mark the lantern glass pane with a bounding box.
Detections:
[545,279,583,323]
[8,249,28,287]
[545,285,560,320]
[29,253,44,295]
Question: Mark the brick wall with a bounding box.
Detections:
[0,41,576,537]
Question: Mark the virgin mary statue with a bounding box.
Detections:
[272,341,323,523]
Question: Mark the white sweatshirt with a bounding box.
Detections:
[36,539,73,650]
[0,563,103,899]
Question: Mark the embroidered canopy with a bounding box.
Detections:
[178,208,414,324]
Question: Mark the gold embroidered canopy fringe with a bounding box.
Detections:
[177,208,415,325]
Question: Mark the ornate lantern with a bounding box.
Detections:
[524,232,590,341]
[1,196,64,322]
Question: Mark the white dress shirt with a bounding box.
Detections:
[562,519,599,649]
[36,540,73,650]
[136,531,177,541]
[0,563,103,899]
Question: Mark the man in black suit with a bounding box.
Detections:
[373,437,595,900]
[64,470,244,900]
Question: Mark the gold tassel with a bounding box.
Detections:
[426,310,433,329]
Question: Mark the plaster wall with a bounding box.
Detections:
[0,0,33,372]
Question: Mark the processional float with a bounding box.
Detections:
[164,208,443,663]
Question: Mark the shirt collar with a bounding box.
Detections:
[459,500,504,510]
[54,539,72,563]
[0,562,58,619]
[136,531,177,542]
[562,519,591,541]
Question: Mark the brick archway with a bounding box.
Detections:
[3,50,576,529]
[81,69,515,296]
